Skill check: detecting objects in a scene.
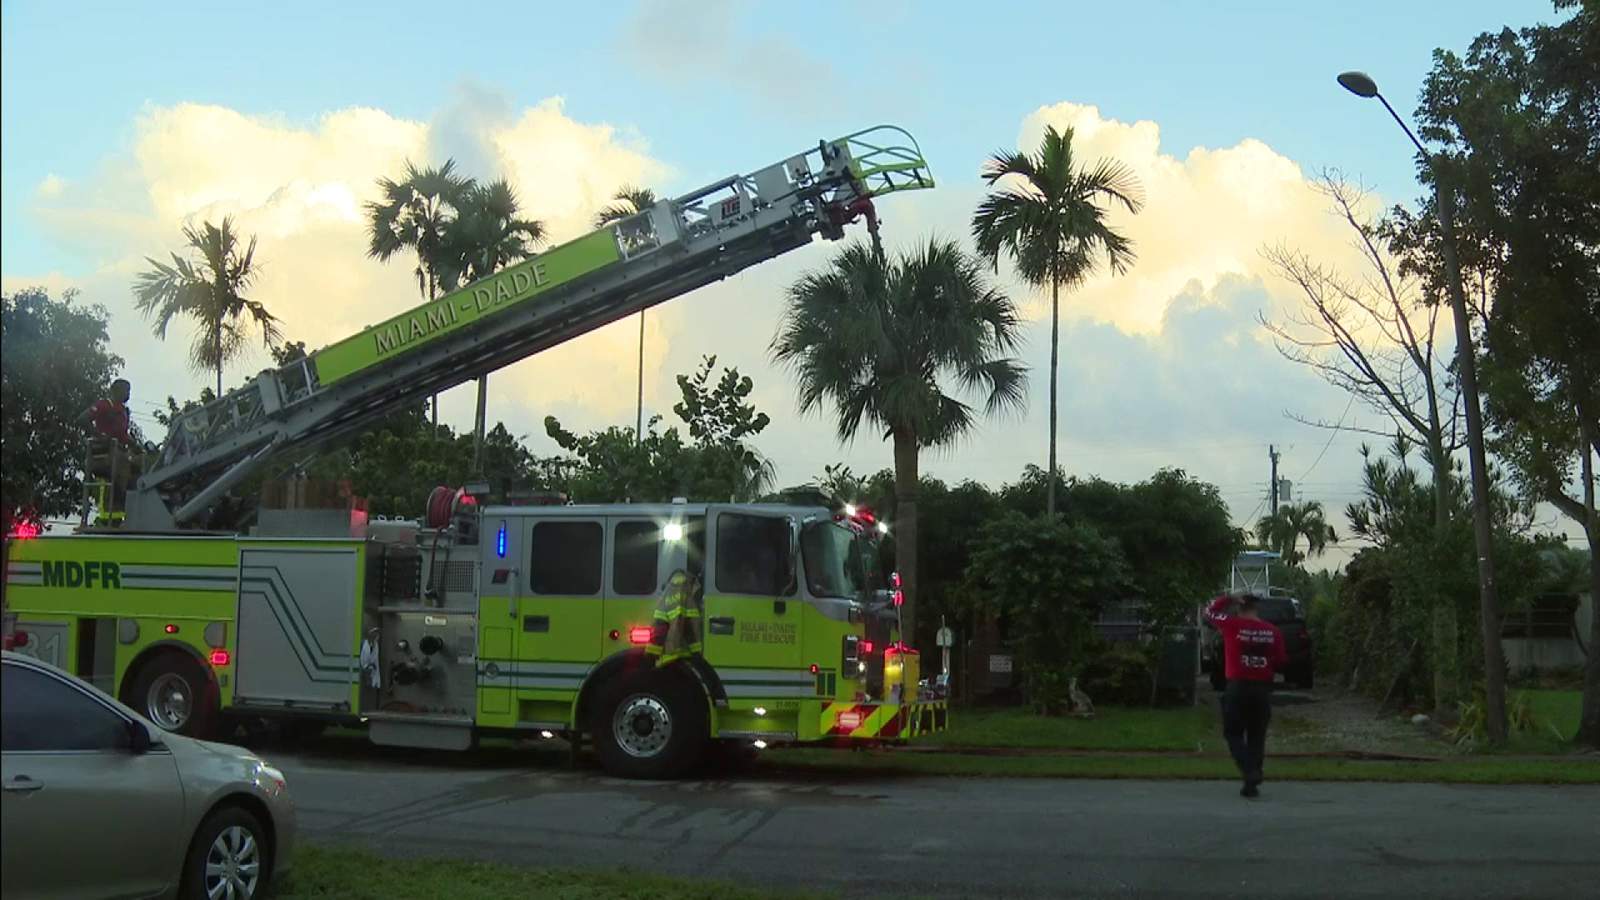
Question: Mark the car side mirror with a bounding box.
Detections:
[125,720,153,754]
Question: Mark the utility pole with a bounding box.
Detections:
[1269,445,1281,515]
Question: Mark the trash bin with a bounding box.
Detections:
[1155,625,1198,704]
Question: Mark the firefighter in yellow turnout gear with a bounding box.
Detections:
[646,569,703,665]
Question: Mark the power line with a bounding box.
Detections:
[1298,393,1358,483]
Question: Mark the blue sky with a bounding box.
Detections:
[3,0,1550,271]
[2,0,1577,556]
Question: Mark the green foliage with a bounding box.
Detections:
[1,288,126,529]
[544,357,773,503]
[1079,642,1157,707]
[998,465,1239,629]
[1324,438,1547,703]
[132,217,280,393]
[960,511,1130,706]
[1448,689,1548,748]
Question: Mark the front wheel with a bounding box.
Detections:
[181,806,272,900]
[591,668,708,779]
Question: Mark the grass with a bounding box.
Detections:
[761,746,1600,785]
[922,704,1218,751]
[277,843,821,900]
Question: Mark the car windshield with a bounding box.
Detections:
[801,521,862,599]
[1257,597,1302,623]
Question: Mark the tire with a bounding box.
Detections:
[1295,666,1315,691]
[590,667,708,779]
[180,805,272,900]
[129,652,219,740]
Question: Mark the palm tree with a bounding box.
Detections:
[772,239,1028,642]
[134,217,281,395]
[366,160,475,427]
[1255,500,1337,567]
[595,186,659,445]
[440,179,546,290]
[441,179,546,473]
[972,125,1143,519]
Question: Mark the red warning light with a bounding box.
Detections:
[164,624,179,634]
[860,641,874,654]
[209,649,231,667]
[8,521,40,539]
[892,590,904,607]
[809,663,820,675]
[629,627,653,645]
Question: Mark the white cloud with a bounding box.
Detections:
[36,174,66,198]
[1015,102,1375,335]
[19,96,676,429]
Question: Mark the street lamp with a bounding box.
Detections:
[1337,70,1509,741]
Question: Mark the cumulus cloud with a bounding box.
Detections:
[1014,102,1376,335]
[20,95,675,432]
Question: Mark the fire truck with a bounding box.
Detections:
[1,128,948,778]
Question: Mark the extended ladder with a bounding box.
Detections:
[128,127,933,529]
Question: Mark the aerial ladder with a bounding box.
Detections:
[123,127,933,531]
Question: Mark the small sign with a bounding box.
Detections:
[424,615,447,626]
[936,626,953,647]
[989,654,1012,673]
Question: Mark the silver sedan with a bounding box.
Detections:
[1,651,295,899]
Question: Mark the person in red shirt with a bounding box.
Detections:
[1206,593,1288,797]
[82,378,133,447]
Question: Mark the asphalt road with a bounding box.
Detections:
[275,747,1599,899]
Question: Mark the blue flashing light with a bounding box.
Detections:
[496,521,508,558]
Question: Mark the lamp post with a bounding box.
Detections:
[1338,70,1508,743]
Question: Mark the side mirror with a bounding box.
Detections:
[784,518,800,596]
[125,720,153,754]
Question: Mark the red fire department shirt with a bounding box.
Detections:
[89,398,132,445]
[1206,595,1287,682]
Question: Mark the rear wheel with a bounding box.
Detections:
[129,652,219,740]
[591,668,708,779]
[181,806,271,900]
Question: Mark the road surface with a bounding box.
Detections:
[275,746,1599,898]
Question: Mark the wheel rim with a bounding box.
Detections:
[612,693,672,759]
[203,824,261,900]
[145,672,192,732]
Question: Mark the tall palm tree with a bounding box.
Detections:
[441,179,546,473]
[440,179,546,290]
[773,239,1028,642]
[366,160,475,427]
[1256,500,1337,567]
[972,125,1143,519]
[595,186,658,444]
[134,217,281,395]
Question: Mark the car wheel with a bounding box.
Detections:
[181,806,271,900]
[131,653,218,739]
[591,668,708,779]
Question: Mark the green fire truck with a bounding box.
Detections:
[1,128,947,778]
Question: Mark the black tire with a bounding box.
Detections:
[1295,666,1315,691]
[590,667,708,779]
[128,652,219,740]
[180,805,272,900]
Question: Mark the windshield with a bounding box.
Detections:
[1257,597,1302,623]
[801,521,862,599]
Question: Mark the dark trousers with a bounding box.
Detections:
[1221,680,1272,782]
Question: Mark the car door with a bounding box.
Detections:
[602,515,670,657]
[702,506,803,673]
[1,659,186,900]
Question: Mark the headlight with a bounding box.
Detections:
[254,760,287,794]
